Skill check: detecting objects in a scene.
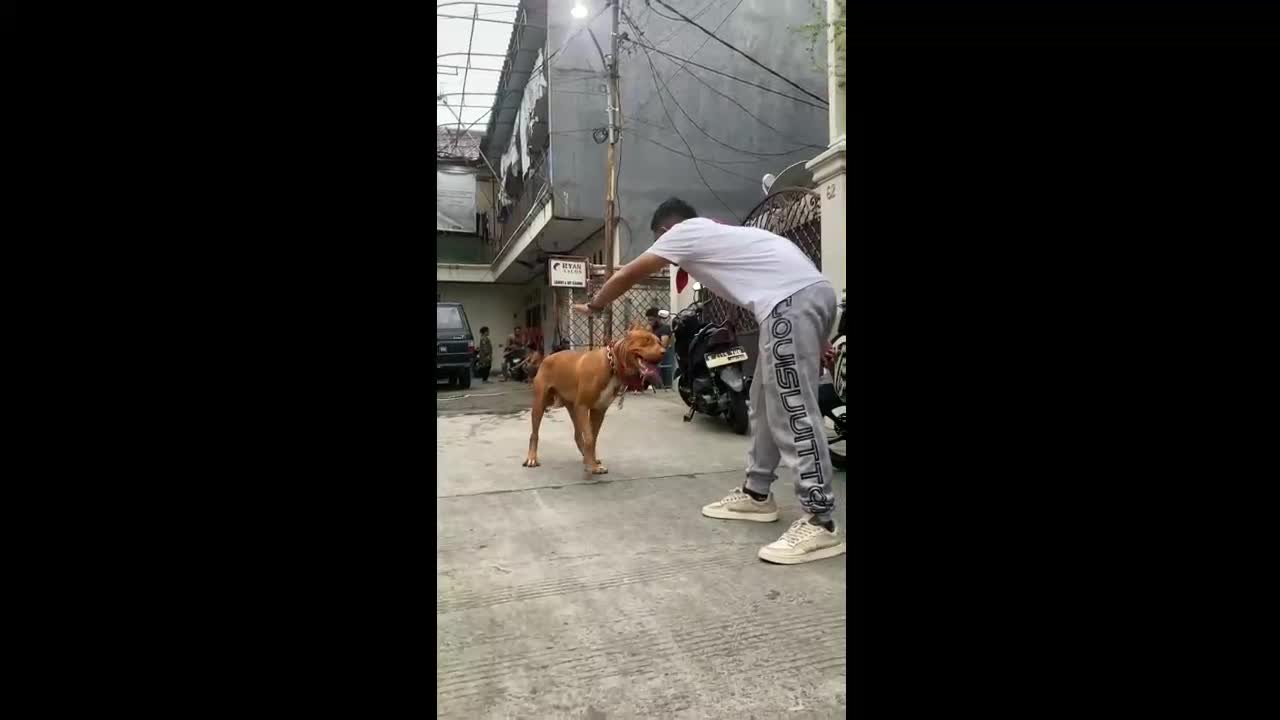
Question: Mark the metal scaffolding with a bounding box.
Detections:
[436,2,528,161]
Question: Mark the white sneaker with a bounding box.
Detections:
[758,515,846,564]
[701,487,779,522]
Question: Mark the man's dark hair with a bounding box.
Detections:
[645,307,660,318]
[479,326,489,334]
[650,197,698,232]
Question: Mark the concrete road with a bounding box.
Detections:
[437,380,847,719]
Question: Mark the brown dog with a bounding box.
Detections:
[522,327,667,474]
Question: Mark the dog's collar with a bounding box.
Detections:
[606,340,631,409]
[605,341,625,378]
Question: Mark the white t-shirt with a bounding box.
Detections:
[646,218,827,323]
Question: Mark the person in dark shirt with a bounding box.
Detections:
[645,307,672,348]
[644,307,674,391]
[476,326,493,383]
[503,326,525,366]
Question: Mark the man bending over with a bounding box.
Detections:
[573,198,843,565]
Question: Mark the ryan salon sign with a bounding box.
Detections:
[548,257,587,288]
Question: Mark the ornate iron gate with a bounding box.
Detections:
[703,187,823,334]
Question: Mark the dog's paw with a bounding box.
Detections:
[522,458,540,468]
[590,464,609,475]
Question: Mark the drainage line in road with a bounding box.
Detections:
[437,391,512,401]
[437,469,734,499]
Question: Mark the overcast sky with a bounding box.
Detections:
[437,3,520,133]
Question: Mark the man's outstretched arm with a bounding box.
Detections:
[572,253,670,315]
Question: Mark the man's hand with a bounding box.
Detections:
[822,343,836,370]
[579,254,671,316]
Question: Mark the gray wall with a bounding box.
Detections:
[544,0,829,262]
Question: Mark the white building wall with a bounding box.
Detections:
[437,282,527,371]
[806,0,847,303]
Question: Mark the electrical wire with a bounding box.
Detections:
[623,10,807,159]
[622,36,827,111]
[644,0,681,22]
[538,4,611,80]
[670,58,828,151]
[647,0,828,106]
[586,27,609,73]
[626,117,763,163]
[624,0,743,123]
[632,33,742,221]
[643,63,815,157]
[626,0,823,150]
[552,88,611,96]
[628,133,766,184]
[615,77,625,246]
[645,0,723,48]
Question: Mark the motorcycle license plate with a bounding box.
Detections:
[705,347,748,368]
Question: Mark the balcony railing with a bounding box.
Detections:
[436,231,496,264]
[492,146,551,260]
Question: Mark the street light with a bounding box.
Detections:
[570,2,588,19]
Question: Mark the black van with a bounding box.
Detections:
[436,302,475,389]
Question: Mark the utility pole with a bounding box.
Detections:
[602,0,621,343]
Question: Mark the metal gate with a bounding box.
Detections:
[703,187,823,334]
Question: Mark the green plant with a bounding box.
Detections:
[793,0,846,92]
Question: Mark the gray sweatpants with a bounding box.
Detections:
[745,281,839,522]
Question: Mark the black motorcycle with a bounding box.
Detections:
[819,290,847,468]
[501,347,533,382]
[668,290,752,434]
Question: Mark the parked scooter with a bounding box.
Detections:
[666,284,752,434]
[502,344,545,382]
[818,289,847,468]
[502,346,532,382]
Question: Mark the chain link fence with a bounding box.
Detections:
[551,265,671,350]
[702,188,823,335]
